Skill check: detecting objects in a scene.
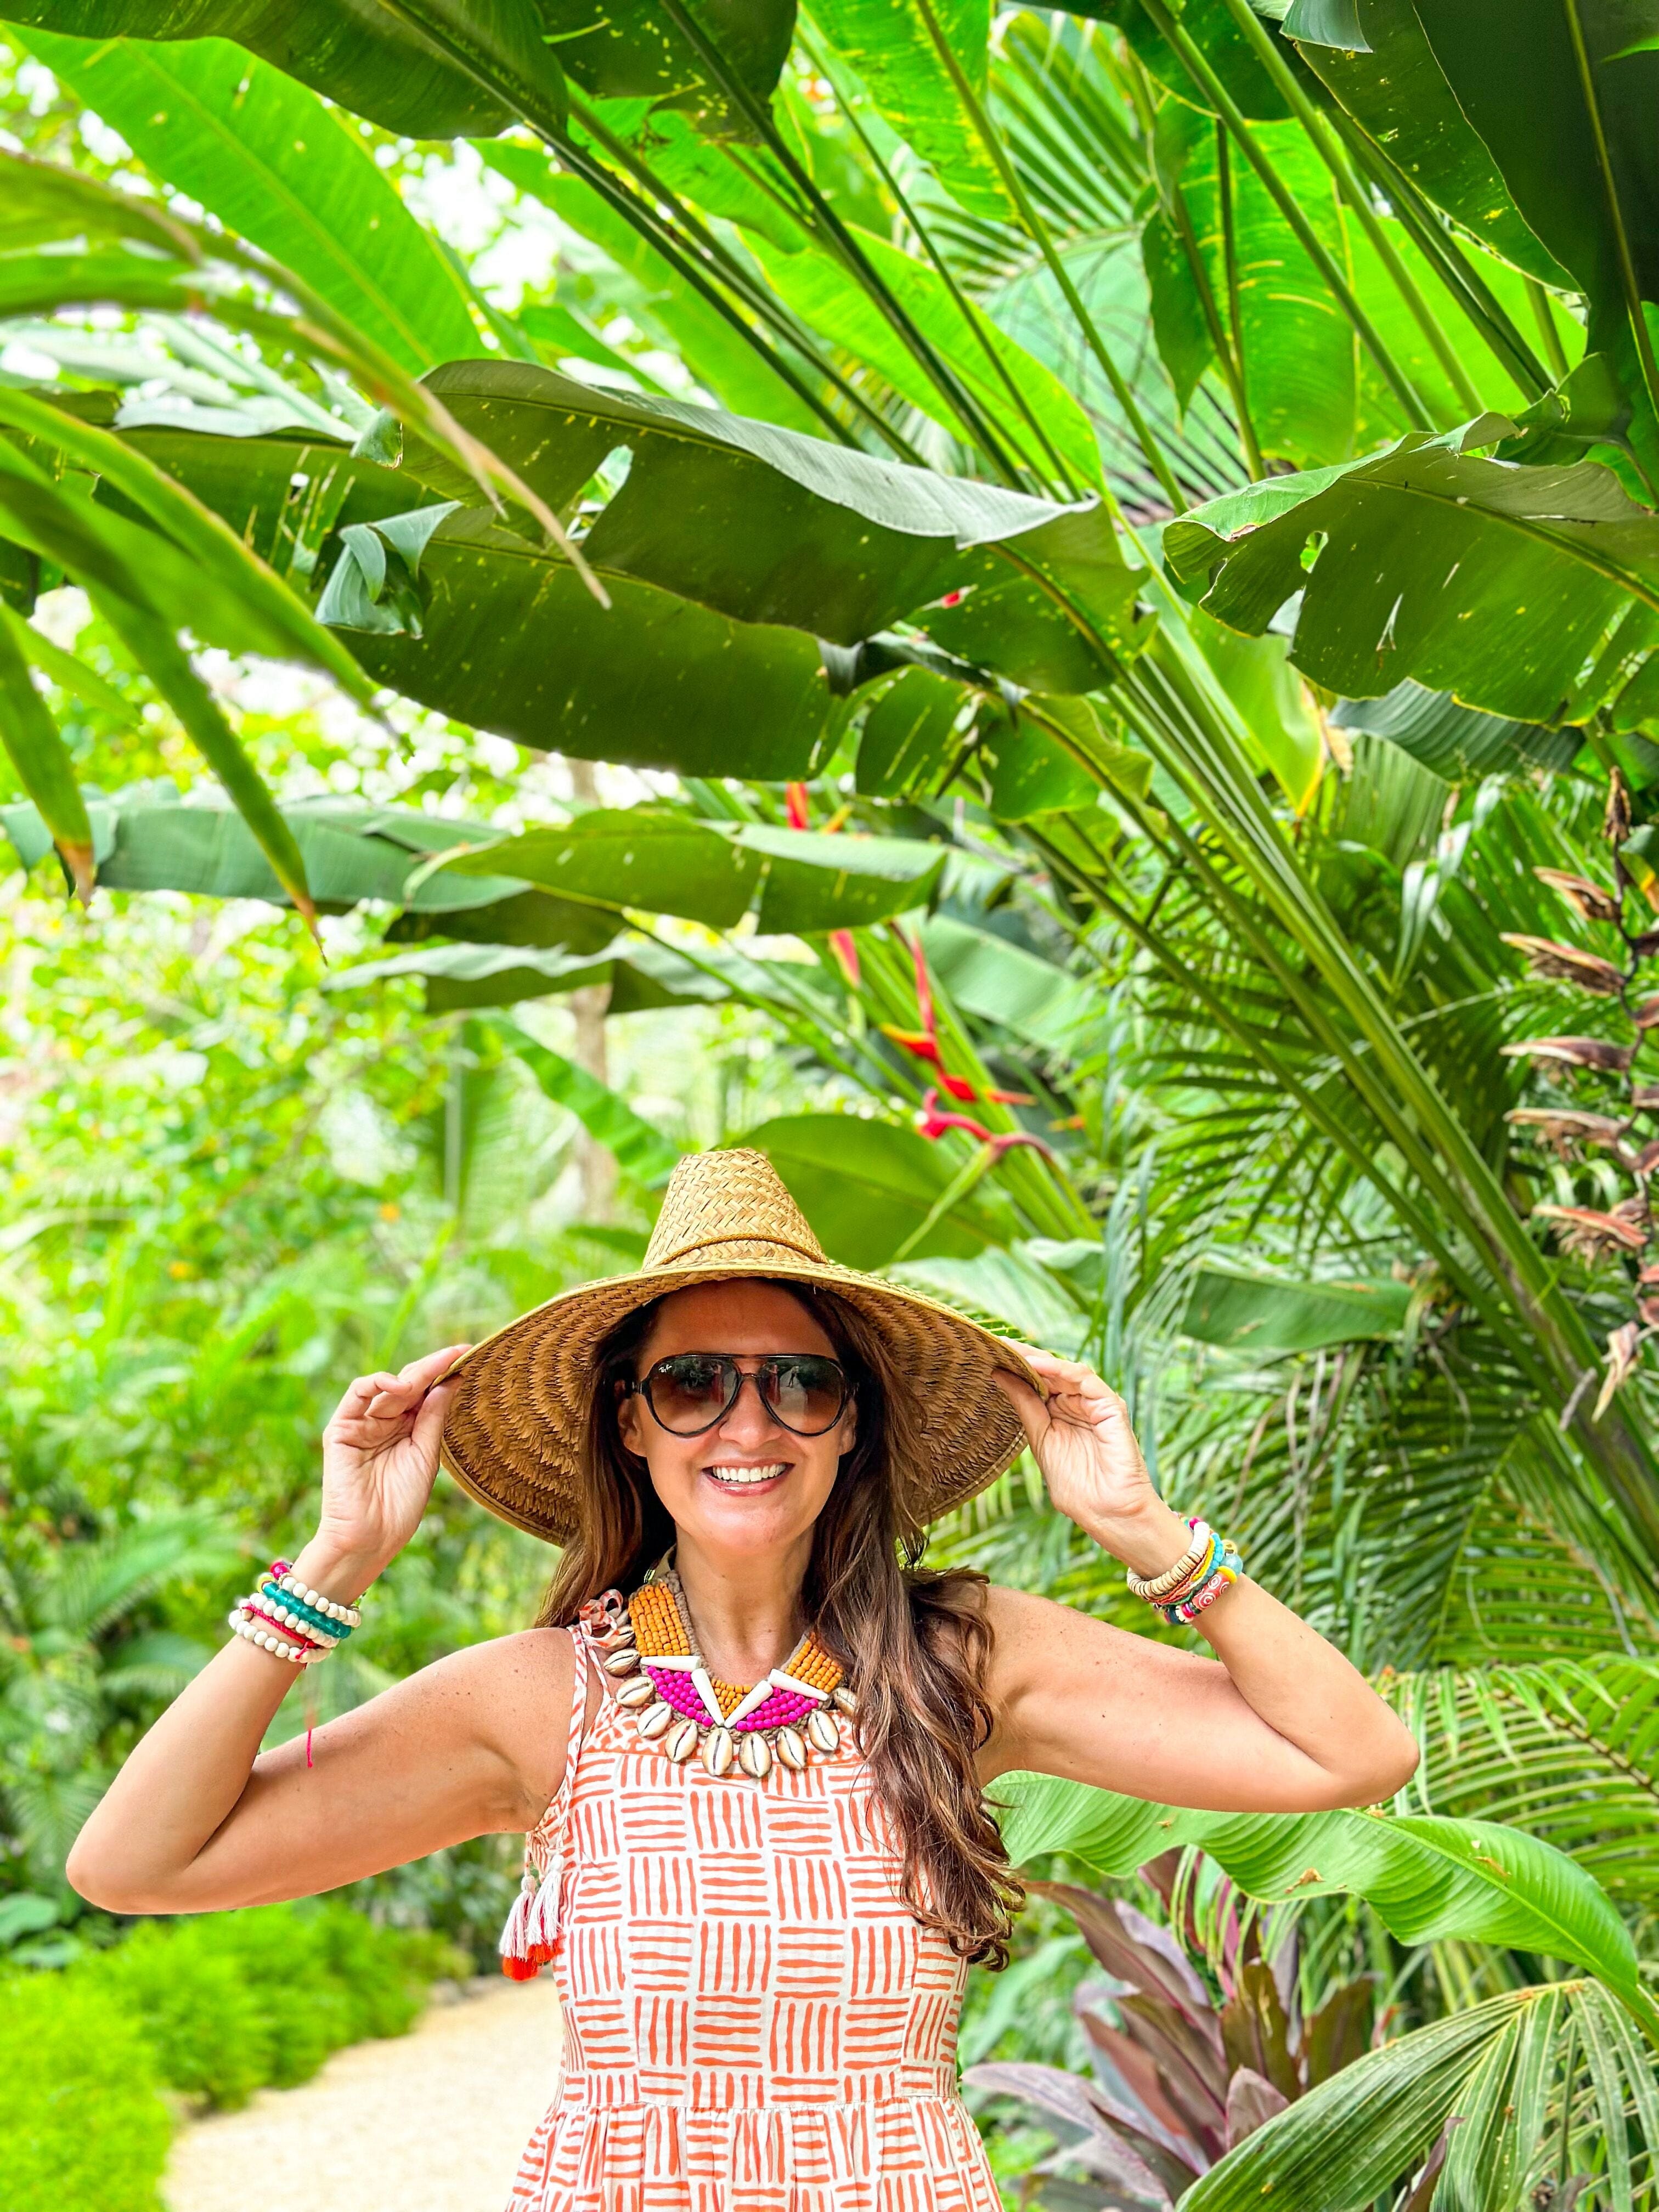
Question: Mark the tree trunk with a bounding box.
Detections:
[565,759,617,1223]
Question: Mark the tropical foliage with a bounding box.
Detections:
[2,1,1659,2203]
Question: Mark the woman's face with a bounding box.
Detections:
[616,1278,857,1560]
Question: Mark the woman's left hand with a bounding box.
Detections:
[991,1343,1190,1578]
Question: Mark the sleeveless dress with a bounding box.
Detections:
[505,1627,1002,2212]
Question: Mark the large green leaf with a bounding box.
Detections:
[996,1775,1658,2036]
[1154,99,1357,470]
[0,0,529,138]
[1165,423,1659,723]
[1182,1266,1412,1351]
[331,935,727,1015]
[743,1112,1018,1267]
[351,511,832,776]
[1331,679,1584,782]
[809,0,1015,223]
[18,33,483,371]
[0,386,370,697]
[0,785,532,914]
[1408,0,1659,321]
[436,811,946,933]
[1,0,798,140]
[918,913,1094,1053]
[415,359,1103,645]
[1290,0,1571,286]
[1184,1984,1656,2212]
[0,599,92,895]
[1385,1656,1659,1908]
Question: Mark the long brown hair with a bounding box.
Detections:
[537,1279,1023,1967]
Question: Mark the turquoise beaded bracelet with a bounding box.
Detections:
[261,1582,352,1641]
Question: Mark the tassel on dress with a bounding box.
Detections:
[499,1846,562,1980]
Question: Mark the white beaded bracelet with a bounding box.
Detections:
[261,1598,343,1648]
[228,1606,324,1667]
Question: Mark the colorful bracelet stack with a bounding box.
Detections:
[1126,1518,1243,1626]
[228,1558,368,1668]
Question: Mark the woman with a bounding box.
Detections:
[70,1148,1417,2210]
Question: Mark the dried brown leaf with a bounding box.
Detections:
[1593,1321,1644,1419]
[1534,868,1623,925]
[1500,1036,1637,1073]
[1531,1203,1650,1257]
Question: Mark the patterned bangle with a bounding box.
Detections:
[268,1560,365,1628]
[261,1582,352,1642]
[1155,1528,1222,1609]
[1126,1519,1212,1602]
[1161,1549,1244,1626]
[229,1606,323,1666]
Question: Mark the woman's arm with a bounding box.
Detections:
[66,1345,569,1916]
[981,1348,1418,1810]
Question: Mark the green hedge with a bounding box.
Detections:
[2,1903,465,2211]
[0,1972,173,2212]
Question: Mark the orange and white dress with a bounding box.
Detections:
[506,1627,1002,2212]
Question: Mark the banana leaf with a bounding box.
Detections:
[1165,422,1659,724]
[15,31,484,371]
[996,1775,1659,2040]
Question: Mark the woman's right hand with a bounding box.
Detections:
[302,1344,471,1598]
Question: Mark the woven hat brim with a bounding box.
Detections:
[438,1245,1036,1547]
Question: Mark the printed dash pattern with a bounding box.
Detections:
[506,1630,1002,2211]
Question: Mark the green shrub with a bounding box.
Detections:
[202,1904,352,2088]
[80,1899,464,2109]
[91,1920,272,2110]
[0,1970,173,2212]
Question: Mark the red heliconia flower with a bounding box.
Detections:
[917,1090,1056,1162]
[785,781,811,831]
[828,928,861,988]
[883,1024,945,1069]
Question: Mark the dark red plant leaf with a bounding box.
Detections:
[1300,1975,1376,2087]
[1114,1989,1231,2119]
[1078,2010,1220,2158]
[1401,2117,1464,2212]
[1500,935,1628,994]
[1219,1961,1300,2103]
[961,2061,1182,2204]
[1534,867,1623,924]
[1223,2067,1290,2151]
[1031,1883,1216,2033]
[1500,1036,1637,1073]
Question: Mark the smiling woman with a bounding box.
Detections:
[66,1149,1417,2212]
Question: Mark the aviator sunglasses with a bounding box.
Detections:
[626,1351,851,1437]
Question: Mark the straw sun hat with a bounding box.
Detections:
[438,1147,1036,1546]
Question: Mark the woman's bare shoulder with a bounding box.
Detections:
[393,1622,578,1827]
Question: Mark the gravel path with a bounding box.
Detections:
[164,1976,563,2212]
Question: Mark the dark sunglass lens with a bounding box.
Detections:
[649,1355,733,1432]
[762,1357,845,1434]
